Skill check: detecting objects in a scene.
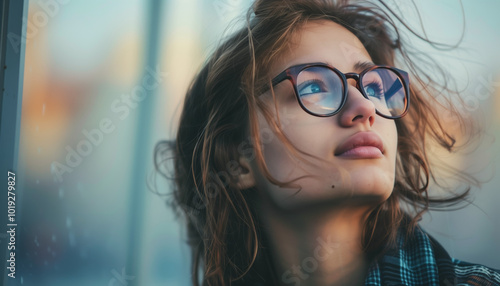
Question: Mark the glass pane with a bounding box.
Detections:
[362,68,406,117]
[17,0,254,285]
[19,0,147,285]
[297,66,344,115]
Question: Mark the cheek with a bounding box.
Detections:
[253,111,298,182]
[258,104,332,176]
[388,123,398,162]
[378,120,398,160]
[375,120,398,190]
[261,137,297,181]
[279,109,335,157]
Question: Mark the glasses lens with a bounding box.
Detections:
[296,66,344,115]
[361,68,407,117]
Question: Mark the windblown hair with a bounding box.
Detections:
[154,0,477,285]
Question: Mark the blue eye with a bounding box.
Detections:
[298,80,324,96]
[364,83,384,99]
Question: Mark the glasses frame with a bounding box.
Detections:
[270,62,410,119]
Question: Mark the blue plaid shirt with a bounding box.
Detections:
[365,225,500,286]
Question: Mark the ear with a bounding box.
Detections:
[234,156,256,190]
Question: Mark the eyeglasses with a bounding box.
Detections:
[271,62,410,119]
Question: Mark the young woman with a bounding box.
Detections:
[155,0,500,285]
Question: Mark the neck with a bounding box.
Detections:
[258,200,376,286]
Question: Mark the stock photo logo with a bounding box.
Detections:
[108,267,135,286]
[8,0,72,54]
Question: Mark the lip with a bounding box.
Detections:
[334,132,384,159]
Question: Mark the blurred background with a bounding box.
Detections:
[9,0,500,285]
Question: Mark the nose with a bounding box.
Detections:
[338,79,376,127]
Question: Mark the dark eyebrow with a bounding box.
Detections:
[353,61,375,72]
[276,60,376,78]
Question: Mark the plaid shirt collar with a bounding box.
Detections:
[364,224,500,286]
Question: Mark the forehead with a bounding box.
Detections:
[270,20,373,77]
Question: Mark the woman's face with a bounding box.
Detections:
[247,20,398,209]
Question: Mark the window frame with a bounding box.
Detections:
[0,0,28,283]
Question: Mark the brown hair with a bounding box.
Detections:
[154,0,477,285]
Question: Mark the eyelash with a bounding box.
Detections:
[298,79,325,95]
[365,81,383,96]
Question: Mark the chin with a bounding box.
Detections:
[254,162,396,211]
[261,177,395,212]
[336,162,394,191]
[347,180,394,202]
